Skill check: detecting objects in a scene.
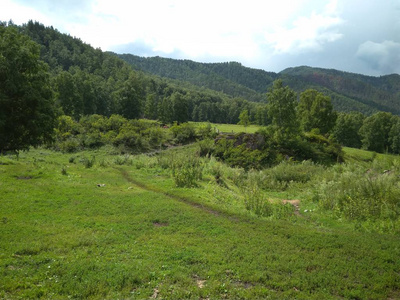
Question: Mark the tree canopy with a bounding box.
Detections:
[266,80,299,136]
[298,89,336,134]
[0,25,56,153]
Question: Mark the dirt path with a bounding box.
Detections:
[117,167,303,220]
[116,167,232,219]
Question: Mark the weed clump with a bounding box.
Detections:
[314,161,400,232]
[171,155,203,188]
[61,165,68,175]
[81,156,95,168]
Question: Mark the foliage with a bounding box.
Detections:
[212,128,343,170]
[266,80,299,137]
[359,112,394,153]
[0,25,56,152]
[213,133,274,170]
[331,111,365,148]
[53,115,168,153]
[170,122,196,144]
[315,161,400,229]
[196,122,218,140]
[389,117,400,154]
[169,154,203,187]
[237,109,250,128]
[261,160,325,190]
[243,183,274,217]
[297,89,336,134]
[197,138,215,157]
[120,54,400,117]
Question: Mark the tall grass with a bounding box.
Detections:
[314,160,400,232]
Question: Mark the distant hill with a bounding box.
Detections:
[118,54,400,115]
[117,54,277,102]
[280,66,400,115]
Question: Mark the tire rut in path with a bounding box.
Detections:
[116,167,233,219]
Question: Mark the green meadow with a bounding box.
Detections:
[192,122,260,134]
[1,144,400,299]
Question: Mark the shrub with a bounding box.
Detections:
[315,163,400,222]
[170,122,196,144]
[171,155,203,188]
[61,165,68,175]
[213,134,274,170]
[242,183,273,217]
[261,160,325,190]
[197,139,215,157]
[113,155,132,166]
[81,156,95,168]
[112,123,149,152]
[197,122,217,140]
[58,138,80,153]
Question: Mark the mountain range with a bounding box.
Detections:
[117,54,400,115]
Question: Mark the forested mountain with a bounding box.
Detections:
[117,54,278,102]
[6,20,260,125]
[281,67,400,115]
[118,54,400,115]
[3,20,400,127]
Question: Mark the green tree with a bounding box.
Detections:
[0,26,56,153]
[158,96,173,124]
[114,74,144,119]
[359,112,394,153]
[255,104,269,126]
[298,89,336,134]
[389,116,400,154]
[238,109,250,130]
[144,93,158,120]
[266,80,298,136]
[54,71,83,119]
[171,92,188,123]
[331,112,364,148]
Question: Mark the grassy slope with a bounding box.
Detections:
[1,149,400,299]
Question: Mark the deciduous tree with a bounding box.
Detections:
[0,25,56,153]
[266,80,298,136]
[298,89,336,134]
[238,109,250,130]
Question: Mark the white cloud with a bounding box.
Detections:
[356,40,400,74]
[0,0,51,25]
[263,0,343,54]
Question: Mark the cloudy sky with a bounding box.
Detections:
[1,0,400,76]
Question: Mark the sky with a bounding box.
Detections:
[1,0,400,76]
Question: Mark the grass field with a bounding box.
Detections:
[1,147,400,299]
[192,122,260,134]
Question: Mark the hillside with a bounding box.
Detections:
[118,54,400,115]
[4,20,400,124]
[281,66,400,115]
[10,21,254,124]
[117,54,275,102]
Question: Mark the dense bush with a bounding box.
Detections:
[261,160,326,190]
[196,122,218,140]
[53,115,168,153]
[171,155,203,188]
[170,122,196,144]
[314,161,400,230]
[211,129,343,170]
